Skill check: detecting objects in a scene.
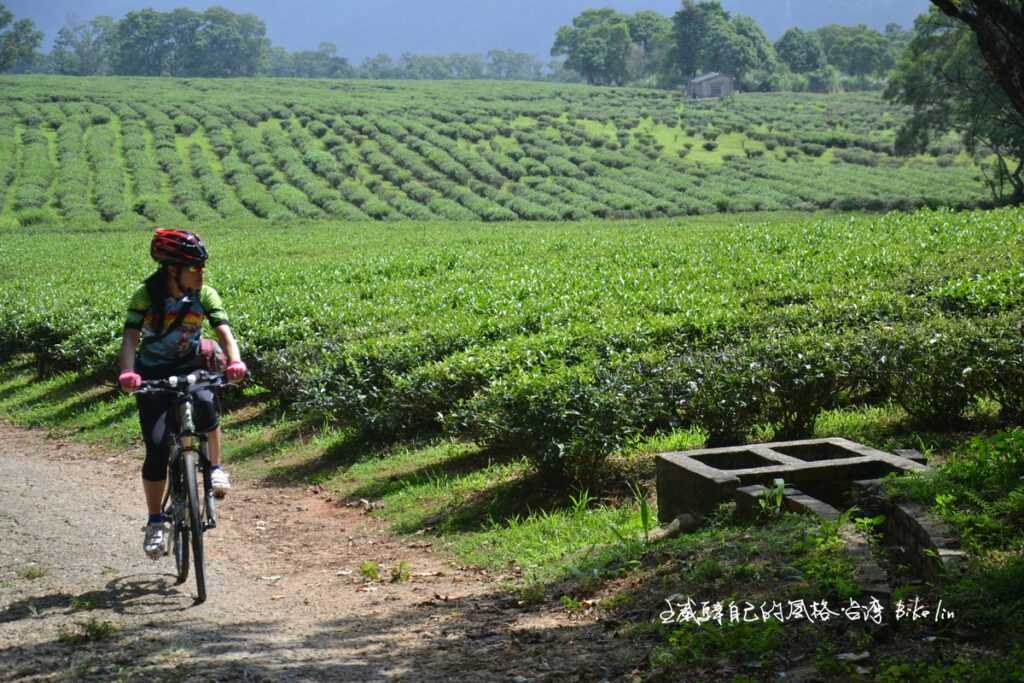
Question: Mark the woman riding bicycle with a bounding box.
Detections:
[117,229,246,559]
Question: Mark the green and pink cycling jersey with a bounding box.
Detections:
[125,284,229,377]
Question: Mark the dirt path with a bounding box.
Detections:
[0,422,643,682]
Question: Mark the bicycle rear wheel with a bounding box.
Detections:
[183,449,206,603]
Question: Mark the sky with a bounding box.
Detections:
[6,1,933,62]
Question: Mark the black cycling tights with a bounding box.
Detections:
[137,391,220,481]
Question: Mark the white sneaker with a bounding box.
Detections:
[143,521,170,560]
[211,467,230,498]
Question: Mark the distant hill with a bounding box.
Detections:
[0,77,985,229]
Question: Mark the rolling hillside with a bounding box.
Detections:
[0,77,987,229]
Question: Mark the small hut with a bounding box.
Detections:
[687,73,735,99]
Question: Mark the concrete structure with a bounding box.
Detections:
[687,72,735,99]
[655,437,927,523]
[654,437,963,590]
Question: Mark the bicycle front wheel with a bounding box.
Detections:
[167,460,189,585]
[183,449,206,603]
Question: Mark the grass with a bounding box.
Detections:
[359,560,381,582]
[58,617,118,644]
[17,564,46,580]
[70,596,98,611]
[390,561,412,583]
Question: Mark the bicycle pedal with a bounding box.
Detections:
[213,489,227,499]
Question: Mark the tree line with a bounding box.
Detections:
[0,4,568,82]
[551,2,910,92]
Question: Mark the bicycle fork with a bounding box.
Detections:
[179,400,218,532]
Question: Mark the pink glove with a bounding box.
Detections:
[119,370,142,393]
[225,360,247,383]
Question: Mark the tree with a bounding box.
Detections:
[360,53,401,79]
[628,10,671,54]
[775,27,826,73]
[0,2,42,72]
[113,7,267,77]
[669,1,730,81]
[399,53,453,80]
[835,26,892,76]
[51,16,116,75]
[551,8,633,85]
[114,9,173,75]
[189,8,268,77]
[261,45,293,76]
[811,24,891,76]
[546,57,585,83]
[164,7,200,76]
[886,8,1024,203]
[287,43,353,79]
[627,10,672,80]
[668,2,770,81]
[486,50,544,81]
[725,14,776,79]
[929,0,1024,121]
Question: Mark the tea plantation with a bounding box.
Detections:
[1,204,1021,483]
[0,77,989,228]
[1,75,1022,681]
[1,76,1019,484]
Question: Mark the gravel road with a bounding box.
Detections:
[0,422,641,682]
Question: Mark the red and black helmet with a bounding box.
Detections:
[150,228,208,266]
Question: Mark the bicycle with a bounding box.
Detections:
[133,369,230,604]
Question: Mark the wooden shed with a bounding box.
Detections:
[687,72,735,99]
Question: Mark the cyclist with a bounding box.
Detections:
[117,229,247,559]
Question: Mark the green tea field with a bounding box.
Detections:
[0,77,989,229]
[2,206,1022,482]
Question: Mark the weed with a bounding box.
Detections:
[560,594,583,611]
[650,620,783,672]
[799,508,859,598]
[693,558,723,584]
[389,561,411,583]
[359,561,381,582]
[600,591,634,611]
[730,562,759,581]
[876,646,1024,682]
[516,572,546,605]
[758,478,786,520]
[911,432,935,459]
[58,618,118,644]
[628,481,652,542]
[17,565,45,580]
[815,641,852,677]
[70,596,97,611]
[853,513,886,543]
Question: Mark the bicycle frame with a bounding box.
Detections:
[162,389,218,532]
[171,397,217,532]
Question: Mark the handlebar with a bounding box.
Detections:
[132,370,231,397]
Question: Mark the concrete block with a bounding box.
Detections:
[656,438,926,525]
